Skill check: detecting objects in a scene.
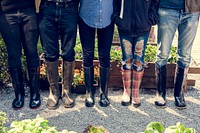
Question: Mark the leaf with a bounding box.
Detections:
[145,122,164,133]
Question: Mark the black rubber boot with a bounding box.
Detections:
[28,67,41,109]
[10,68,25,110]
[62,61,75,108]
[174,66,188,109]
[46,61,60,110]
[154,65,166,108]
[84,66,95,107]
[99,66,110,107]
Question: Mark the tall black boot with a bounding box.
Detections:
[10,68,25,109]
[154,65,166,108]
[62,61,75,108]
[174,66,188,109]
[84,66,95,107]
[46,61,60,110]
[99,66,110,107]
[28,67,41,109]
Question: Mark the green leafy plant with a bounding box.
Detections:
[142,122,195,133]
[110,45,122,63]
[0,112,8,133]
[83,125,108,133]
[143,122,164,133]
[144,45,177,63]
[8,115,76,133]
[164,122,195,133]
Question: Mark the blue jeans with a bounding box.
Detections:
[0,8,39,69]
[38,1,79,62]
[79,17,114,68]
[119,33,149,71]
[156,8,200,69]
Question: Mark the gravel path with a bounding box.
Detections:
[1,80,200,133]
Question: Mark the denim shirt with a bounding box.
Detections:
[79,0,113,29]
[159,0,185,10]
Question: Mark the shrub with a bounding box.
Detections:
[144,44,177,63]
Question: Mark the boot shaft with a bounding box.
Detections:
[121,69,132,90]
[45,61,60,97]
[132,70,144,105]
[28,67,40,94]
[84,66,95,93]
[132,70,144,89]
[174,66,188,97]
[61,61,75,108]
[84,66,95,107]
[155,65,166,98]
[9,67,25,96]
[62,61,75,93]
[99,66,110,95]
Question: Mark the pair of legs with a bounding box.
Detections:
[119,33,149,108]
[79,17,114,107]
[38,1,79,110]
[155,8,200,109]
[0,8,41,110]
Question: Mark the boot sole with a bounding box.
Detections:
[13,107,23,110]
[133,103,141,108]
[47,105,59,110]
[47,103,59,110]
[155,105,166,109]
[121,101,131,106]
[64,102,75,108]
[99,102,110,107]
[176,106,187,109]
[30,105,41,109]
[85,102,95,107]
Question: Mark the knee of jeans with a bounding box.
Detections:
[122,58,132,70]
[132,60,144,72]
[177,59,190,69]
[83,59,94,68]
[27,58,40,68]
[134,40,144,58]
[99,57,110,68]
[122,39,132,55]
[44,54,59,62]
[8,60,22,69]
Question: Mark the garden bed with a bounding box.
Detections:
[39,43,200,93]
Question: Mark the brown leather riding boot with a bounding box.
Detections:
[46,61,60,110]
[62,61,75,108]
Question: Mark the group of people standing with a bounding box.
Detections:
[0,0,199,110]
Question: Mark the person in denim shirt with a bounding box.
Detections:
[0,0,41,110]
[155,0,200,109]
[79,0,114,107]
[38,0,79,110]
[112,0,159,108]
